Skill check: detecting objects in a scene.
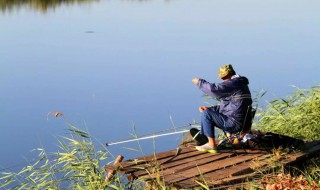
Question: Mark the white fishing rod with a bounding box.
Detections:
[105,123,200,146]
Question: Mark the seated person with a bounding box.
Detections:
[192,64,252,152]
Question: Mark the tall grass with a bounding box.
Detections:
[255,85,320,140]
[0,122,130,189]
[250,85,320,189]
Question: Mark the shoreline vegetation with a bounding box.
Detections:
[0,0,159,13]
[0,0,99,12]
[1,85,320,189]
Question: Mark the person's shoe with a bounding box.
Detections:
[195,143,218,153]
[190,128,208,146]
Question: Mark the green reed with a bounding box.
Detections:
[0,122,128,189]
[0,120,167,189]
[248,85,320,189]
[255,85,320,141]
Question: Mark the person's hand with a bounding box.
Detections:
[192,78,199,85]
[199,106,208,112]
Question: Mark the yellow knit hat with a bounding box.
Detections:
[218,64,235,79]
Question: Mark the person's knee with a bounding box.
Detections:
[201,109,211,120]
[202,109,218,119]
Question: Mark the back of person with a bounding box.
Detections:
[192,64,252,153]
[218,75,252,130]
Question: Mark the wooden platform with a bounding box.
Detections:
[105,140,320,189]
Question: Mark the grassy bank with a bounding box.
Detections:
[1,85,320,189]
[249,85,320,189]
[255,85,320,140]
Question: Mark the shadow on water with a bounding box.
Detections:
[0,0,100,12]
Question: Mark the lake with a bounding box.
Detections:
[0,0,319,170]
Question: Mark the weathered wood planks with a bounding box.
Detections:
[105,140,320,189]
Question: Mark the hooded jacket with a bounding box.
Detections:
[197,75,252,130]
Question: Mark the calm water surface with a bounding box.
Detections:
[0,0,319,169]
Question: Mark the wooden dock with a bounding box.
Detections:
[105,140,320,189]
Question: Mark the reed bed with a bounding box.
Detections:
[250,85,320,189]
[255,85,320,141]
[0,123,134,189]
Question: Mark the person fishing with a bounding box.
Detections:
[192,64,252,153]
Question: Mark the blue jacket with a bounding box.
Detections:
[197,75,252,129]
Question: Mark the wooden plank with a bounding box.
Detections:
[178,154,274,189]
[125,147,203,174]
[138,150,261,184]
[139,150,264,181]
[105,155,124,182]
[133,151,236,180]
[104,139,320,189]
[206,143,320,188]
[172,178,196,189]
[204,159,265,183]
[155,152,266,184]
[203,142,320,187]
[140,152,238,180]
[105,146,196,172]
[160,150,234,170]
[177,162,254,189]
[124,147,210,174]
[212,158,276,188]
[281,143,320,164]
[214,172,262,188]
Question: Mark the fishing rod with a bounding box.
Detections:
[105,122,200,146]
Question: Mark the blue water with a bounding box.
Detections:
[0,0,319,170]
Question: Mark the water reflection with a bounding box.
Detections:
[0,0,99,12]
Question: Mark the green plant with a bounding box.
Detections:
[247,85,320,189]
[255,85,320,140]
[0,122,126,189]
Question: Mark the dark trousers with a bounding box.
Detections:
[200,108,239,138]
